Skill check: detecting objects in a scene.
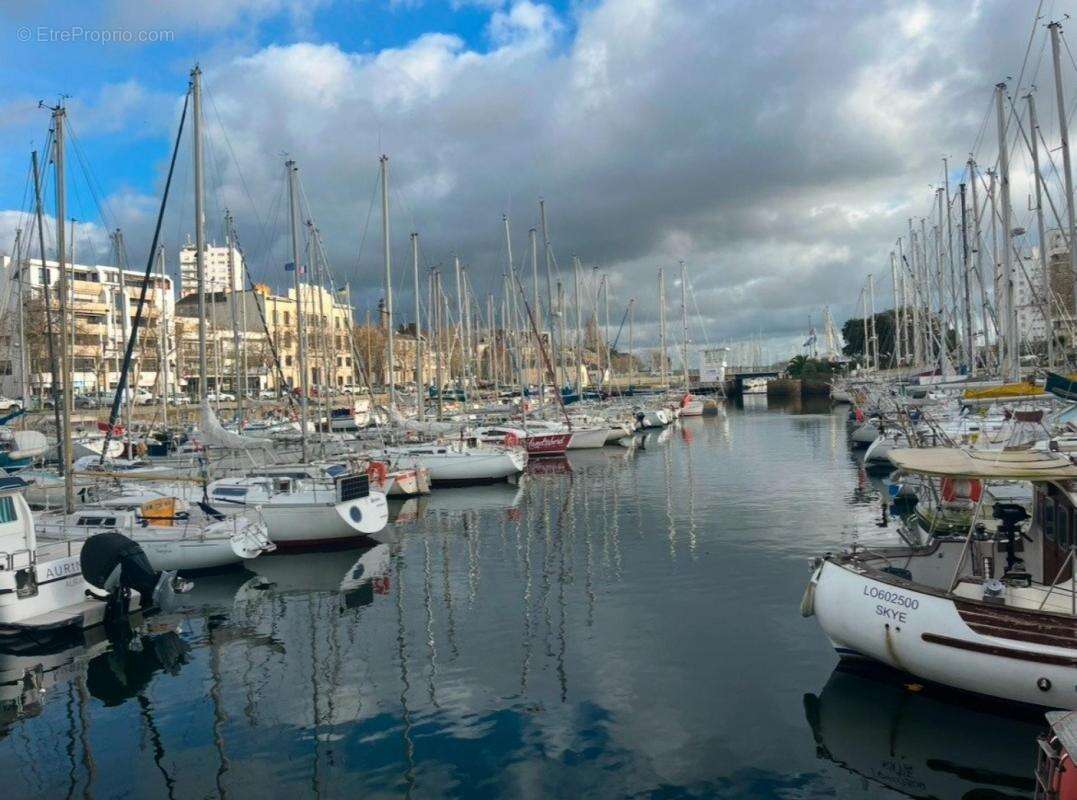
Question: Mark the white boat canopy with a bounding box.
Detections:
[889,447,1077,481]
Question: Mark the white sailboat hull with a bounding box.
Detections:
[810,558,1077,708]
[566,427,608,450]
[679,399,705,417]
[258,493,391,546]
[384,448,525,486]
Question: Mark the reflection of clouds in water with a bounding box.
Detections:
[0,409,966,797]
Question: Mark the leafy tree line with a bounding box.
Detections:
[841,309,955,365]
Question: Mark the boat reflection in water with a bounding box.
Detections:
[0,619,190,734]
[244,543,392,611]
[804,661,1041,799]
[388,482,526,525]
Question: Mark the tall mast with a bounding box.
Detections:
[487,293,497,397]
[53,105,74,512]
[1027,92,1054,368]
[226,211,243,421]
[1050,21,1077,324]
[959,182,975,370]
[453,254,464,396]
[935,190,946,364]
[628,298,635,390]
[861,287,869,370]
[944,158,958,354]
[890,250,901,367]
[868,273,879,371]
[658,267,667,388]
[286,160,310,461]
[679,260,690,389]
[13,230,29,411]
[969,158,990,368]
[603,275,611,394]
[380,155,395,408]
[31,151,63,460]
[411,232,423,420]
[995,82,1018,380]
[573,257,584,393]
[540,200,562,387]
[191,66,209,405]
[529,227,542,406]
[434,270,444,419]
[462,267,473,399]
[112,230,132,450]
[157,244,169,428]
[907,220,921,366]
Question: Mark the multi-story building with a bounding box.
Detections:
[0,255,175,399]
[178,239,244,297]
[1015,228,1075,347]
[173,282,358,395]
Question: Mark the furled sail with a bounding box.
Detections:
[200,402,272,450]
[386,405,461,436]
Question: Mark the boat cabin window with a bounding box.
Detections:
[274,478,292,492]
[76,516,116,527]
[213,487,249,498]
[324,465,346,477]
[0,496,16,524]
[1062,505,1073,549]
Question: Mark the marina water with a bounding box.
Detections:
[0,399,1044,798]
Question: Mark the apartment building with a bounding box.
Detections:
[178,239,244,297]
[173,282,358,394]
[0,255,175,399]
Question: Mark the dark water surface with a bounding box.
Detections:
[0,399,1047,798]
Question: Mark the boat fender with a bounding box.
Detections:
[800,560,823,618]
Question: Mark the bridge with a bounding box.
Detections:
[725,368,782,394]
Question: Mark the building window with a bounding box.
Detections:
[284,311,291,324]
[285,355,293,366]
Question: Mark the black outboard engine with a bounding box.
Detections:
[79,532,182,622]
[992,502,1030,574]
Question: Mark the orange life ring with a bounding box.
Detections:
[366,461,389,484]
[941,477,982,503]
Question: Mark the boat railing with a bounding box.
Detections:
[0,547,33,571]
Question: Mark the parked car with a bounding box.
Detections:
[169,394,192,406]
[258,389,278,400]
[0,396,22,412]
[74,395,98,409]
[206,391,235,403]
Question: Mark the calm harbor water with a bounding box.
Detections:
[0,398,1046,798]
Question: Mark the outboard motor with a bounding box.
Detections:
[992,503,1030,574]
[79,532,186,622]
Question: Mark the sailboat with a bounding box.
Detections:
[805,447,1077,707]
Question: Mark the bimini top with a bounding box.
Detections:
[888,447,1077,481]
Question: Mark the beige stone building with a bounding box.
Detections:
[174,283,358,395]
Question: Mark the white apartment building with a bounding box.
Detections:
[0,256,176,399]
[178,239,244,297]
[1014,228,1074,346]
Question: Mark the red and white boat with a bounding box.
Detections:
[679,393,704,417]
[472,425,571,457]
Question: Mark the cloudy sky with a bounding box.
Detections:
[0,0,1069,358]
